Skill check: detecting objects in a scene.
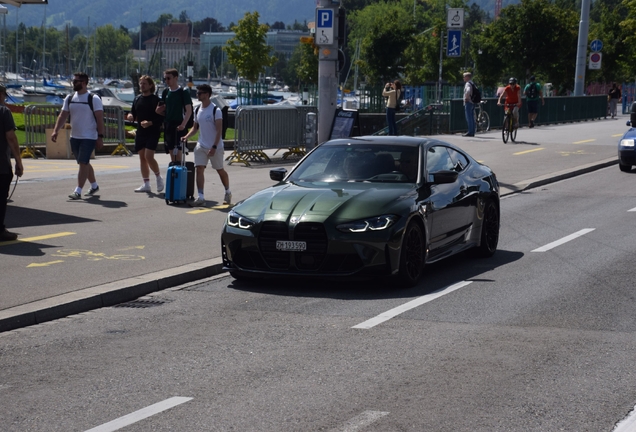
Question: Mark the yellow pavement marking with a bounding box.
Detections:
[188,204,232,214]
[27,260,65,268]
[573,139,595,144]
[513,148,544,156]
[558,150,589,156]
[0,231,76,247]
[118,246,146,251]
[612,134,624,137]
[23,163,128,173]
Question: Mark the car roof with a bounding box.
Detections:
[322,135,465,152]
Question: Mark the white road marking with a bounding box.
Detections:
[352,281,473,329]
[531,228,595,252]
[329,410,390,432]
[613,404,636,432]
[84,396,193,432]
[629,207,636,212]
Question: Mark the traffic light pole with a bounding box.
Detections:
[316,0,339,144]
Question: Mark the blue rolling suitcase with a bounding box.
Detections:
[165,164,188,205]
[165,138,189,204]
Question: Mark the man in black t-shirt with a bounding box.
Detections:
[127,75,164,193]
[0,84,24,242]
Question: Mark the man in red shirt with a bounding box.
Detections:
[498,77,522,128]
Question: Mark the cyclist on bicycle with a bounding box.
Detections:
[497,77,522,128]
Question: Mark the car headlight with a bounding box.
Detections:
[620,139,635,148]
[337,215,398,233]
[227,210,255,230]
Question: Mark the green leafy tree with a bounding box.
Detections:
[224,11,277,83]
[589,2,629,82]
[473,0,578,91]
[95,25,132,77]
[348,0,415,84]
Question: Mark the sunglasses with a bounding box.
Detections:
[72,80,86,84]
[163,76,172,81]
[196,91,209,95]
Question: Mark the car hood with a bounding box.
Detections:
[234,182,416,223]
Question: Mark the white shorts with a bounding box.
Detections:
[194,143,224,170]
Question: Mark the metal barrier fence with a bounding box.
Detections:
[22,104,128,158]
[228,105,317,166]
[448,95,608,133]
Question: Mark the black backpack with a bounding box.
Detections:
[395,89,404,112]
[162,87,194,129]
[470,82,482,104]
[526,83,538,99]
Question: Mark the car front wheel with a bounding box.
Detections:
[397,221,425,287]
[619,163,632,172]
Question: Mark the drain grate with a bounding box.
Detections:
[114,299,169,309]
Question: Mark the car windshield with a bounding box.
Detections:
[288,144,420,183]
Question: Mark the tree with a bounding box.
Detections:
[95,25,132,77]
[271,21,286,30]
[348,1,415,84]
[474,0,579,90]
[224,11,276,83]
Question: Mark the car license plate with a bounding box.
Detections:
[276,240,307,252]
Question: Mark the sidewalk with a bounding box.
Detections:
[0,117,623,332]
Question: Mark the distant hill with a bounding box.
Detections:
[5,0,521,31]
[4,0,315,31]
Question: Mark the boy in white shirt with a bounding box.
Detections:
[181,84,231,206]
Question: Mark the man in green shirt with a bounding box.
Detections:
[523,76,544,128]
[156,68,193,164]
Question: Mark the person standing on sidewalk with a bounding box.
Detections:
[126,75,164,193]
[462,72,476,137]
[382,80,401,136]
[608,83,621,118]
[156,68,192,164]
[51,72,104,200]
[181,84,231,206]
[0,84,24,242]
[524,75,544,128]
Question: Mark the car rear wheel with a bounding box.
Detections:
[398,221,425,287]
[471,199,499,258]
[619,163,632,172]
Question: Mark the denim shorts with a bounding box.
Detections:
[70,138,96,164]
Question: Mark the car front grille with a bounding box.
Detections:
[259,221,290,270]
[294,222,328,270]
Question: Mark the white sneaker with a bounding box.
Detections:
[190,197,206,207]
[223,191,232,205]
[156,176,164,192]
[135,183,151,193]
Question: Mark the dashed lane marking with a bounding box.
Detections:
[573,139,596,144]
[513,148,544,156]
[531,228,595,252]
[329,410,390,432]
[83,396,193,432]
[27,260,65,268]
[352,281,473,329]
[612,133,624,137]
[0,231,76,247]
[628,206,636,212]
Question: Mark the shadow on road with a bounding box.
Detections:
[5,206,97,229]
[227,249,524,301]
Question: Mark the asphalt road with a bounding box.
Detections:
[1,166,635,431]
[0,115,626,331]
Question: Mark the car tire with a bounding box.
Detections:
[619,163,632,172]
[397,221,425,287]
[471,199,499,258]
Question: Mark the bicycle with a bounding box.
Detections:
[474,100,490,133]
[500,103,518,143]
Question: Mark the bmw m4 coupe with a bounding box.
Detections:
[221,136,500,286]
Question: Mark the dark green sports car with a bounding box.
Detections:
[221,136,500,286]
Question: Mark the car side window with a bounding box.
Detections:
[447,148,470,172]
[426,146,455,179]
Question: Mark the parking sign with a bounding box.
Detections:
[316,9,334,46]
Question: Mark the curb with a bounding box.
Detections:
[0,258,225,333]
[500,157,618,196]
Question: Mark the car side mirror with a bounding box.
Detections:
[430,170,459,184]
[270,167,288,181]
[627,121,632,127]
